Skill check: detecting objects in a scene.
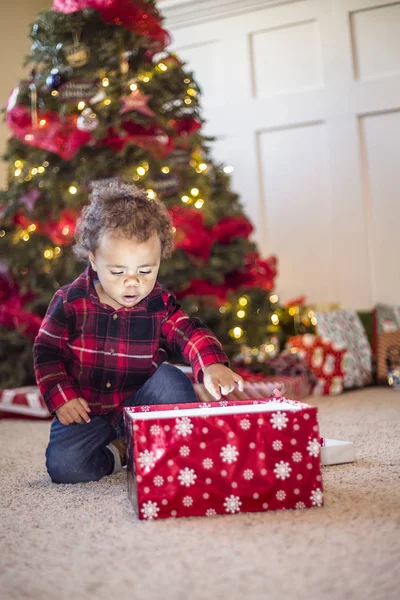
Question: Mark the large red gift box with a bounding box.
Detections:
[124,398,324,520]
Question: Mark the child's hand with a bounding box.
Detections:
[55,397,91,425]
[203,364,244,400]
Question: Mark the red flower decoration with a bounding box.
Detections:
[0,268,41,340]
[212,216,253,244]
[103,122,174,157]
[169,118,202,137]
[52,0,170,48]
[169,206,213,261]
[176,279,229,303]
[7,106,91,160]
[226,253,278,292]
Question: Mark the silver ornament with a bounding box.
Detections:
[77,107,99,132]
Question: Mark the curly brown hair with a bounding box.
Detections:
[73,181,174,261]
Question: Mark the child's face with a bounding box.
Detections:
[88,229,161,309]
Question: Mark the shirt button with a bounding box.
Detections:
[110,348,115,354]
[106,381,112,388]
[113,314,118,320]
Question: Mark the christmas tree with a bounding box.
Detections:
[0,0,300,389]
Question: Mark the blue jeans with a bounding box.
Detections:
[46,364,197,484]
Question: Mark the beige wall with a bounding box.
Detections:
[0,0,51,187]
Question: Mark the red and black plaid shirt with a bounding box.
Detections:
[34,266,229,419]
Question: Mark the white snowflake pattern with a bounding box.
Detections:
[224,495,242,514]
[270,411,289,430]
[274,461,292,480]
[243,469,254,480]
[272,440,283,451]
[276,490,286,501]
[310,488,323,506]
[240,419,251,431]
[138,450,156,470]
[178,467,197,487]
[179,445,191,457]
[153,475,164,487]
[141,405,150,412]
[150,424,161,436]
[141,501,159,520]
[202,458,214,469]
[307,438,321,457]
[175,417,194,437]
[295,502,306,509]
[220,444,239,464]
[219,400,228,407]
[199,403,212,408]
[182,496,193,507]
[206,508,217,517]
[292,452,302,463]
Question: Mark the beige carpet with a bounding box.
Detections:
[1,387,399,600]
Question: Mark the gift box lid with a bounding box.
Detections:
[124,397,314,422]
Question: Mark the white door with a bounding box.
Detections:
[161,0,400,309]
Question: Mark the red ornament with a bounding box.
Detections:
[43,209,78,245]
[212,216,253,244]
[52,0,170,48]
[120,89,156,117]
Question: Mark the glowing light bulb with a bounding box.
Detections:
[238,297,248,307]
[191,188,199,197]
[194,199,204,209]
[269,294,279,303]
[130,83,138,91]
[237,310,246,319]
[271,314,279,325]
[137,167,146,176]
[161,166,170,174]
[181,195,189,203]
[102,78,109,87]
[232,327,243,339]
[78,101,85,110]
[14,169,21,177]
[39,119,47,127]
[69,186,78,194]
[158,62,168,71]
[62,226,70,236]
[14,160,22,168]
[224,166,234,174]
[146,189,156,200]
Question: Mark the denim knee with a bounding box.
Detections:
[153,363,197,404]
[46,444,111,484]
[46,445,81,484]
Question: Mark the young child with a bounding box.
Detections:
[34,182,244,484]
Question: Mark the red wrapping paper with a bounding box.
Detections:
[287,335,346,395]
[124,398,324,520]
